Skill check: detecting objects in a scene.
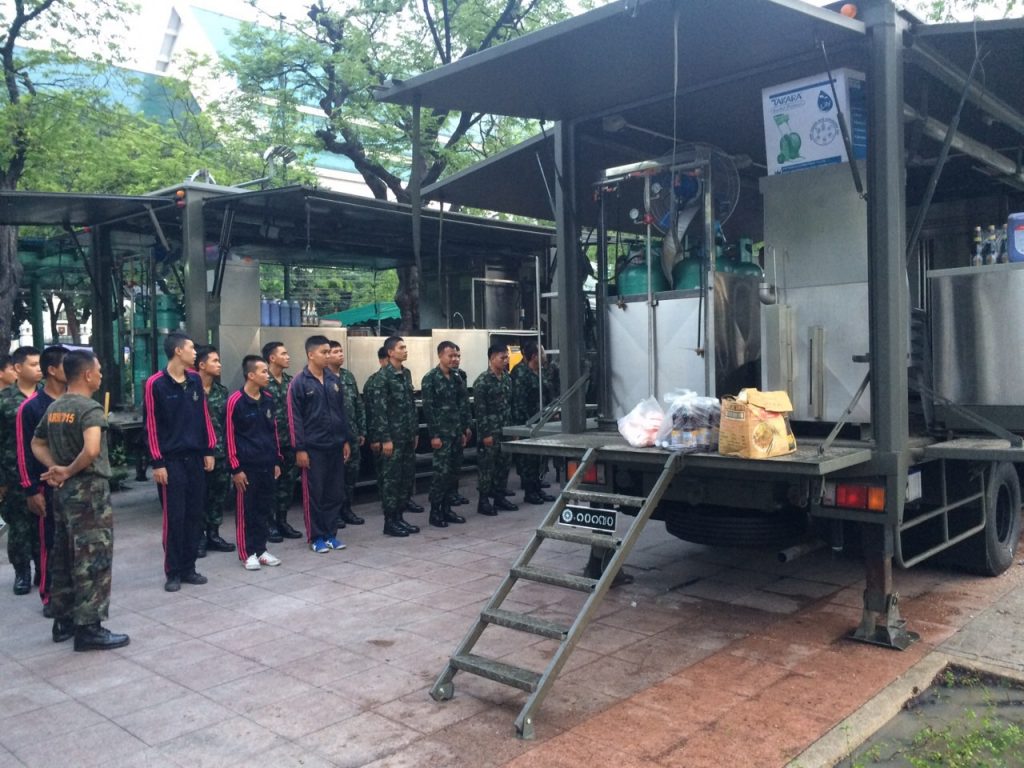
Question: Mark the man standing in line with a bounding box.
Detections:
[144,332,216,593]
[16,345,67,612]
[364,346,389,525]
[421,341,468,528]
[226,356,283,571]
[287,335,352,554]
[262,341,303,542]
[511,341,557,505]
[446,344,472,509]
[1,346,43,594]
[31,349,129,651]
[0,354,16,538]
[195,345,235,558]
[473,343,518,516]
[371,336,420,537]
[326,340,365,527]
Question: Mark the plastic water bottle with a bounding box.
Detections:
[291,300,301,327]
[260,297,271,326]
[269,299,280,327]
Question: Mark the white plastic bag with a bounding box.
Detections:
[617,397,664,447]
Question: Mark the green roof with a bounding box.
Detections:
[323,300,401,325]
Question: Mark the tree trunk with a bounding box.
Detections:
[0,224,22,350]
[394,265,420,333]
[61,293,82,343]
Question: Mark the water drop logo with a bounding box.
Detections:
[818,90,834,112]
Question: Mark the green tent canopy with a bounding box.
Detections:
[323,300,401,325]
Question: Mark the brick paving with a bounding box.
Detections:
[1,477,1022,767]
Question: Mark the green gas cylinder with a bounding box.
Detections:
[672,258,702,290]
[618,259,670,295]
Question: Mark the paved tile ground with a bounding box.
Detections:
[2,476,1023,767]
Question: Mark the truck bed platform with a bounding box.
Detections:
[501,428,873,476]
[922,437,1024,462]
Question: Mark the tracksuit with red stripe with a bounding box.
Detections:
[287,367,353,542]
[225,389,281,561]
[144,369,216,579]
[15,391,55,605]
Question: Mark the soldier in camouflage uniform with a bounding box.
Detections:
[364,346,388,490]
[327,341,365,526]
[31,349,129,651]
[511,340,557,505]
[1,346,43,595]
[446,346,471,508]
[0,356,14,538]
[262,341,302,541]
[371,336,420,537]
[195,345,235,557]
[472,344,519,516]
[422,340,470,528]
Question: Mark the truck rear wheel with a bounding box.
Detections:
[662,503,808,549]
[962,461,1021,576]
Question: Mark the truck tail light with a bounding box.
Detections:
[826,481,886,511]
[566,460,605,484]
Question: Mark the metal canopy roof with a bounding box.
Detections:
[399,4,1024,220]
[376,0,864,121]
[0,191,176,227]
[201,186,553,269]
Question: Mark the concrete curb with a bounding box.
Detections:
[788,650,1024,767]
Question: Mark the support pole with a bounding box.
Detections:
[182,189,209,345]
[411,96,423,330]
[553,121,585,433]
[90,225,122,407]
[29,276,43,349]
[851,0,916,651]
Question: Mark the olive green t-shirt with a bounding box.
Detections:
[34,394,111,479]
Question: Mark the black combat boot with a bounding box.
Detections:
[442,500,465,525]
[397,513,420,534]
[500,488,516,497]
[492,495,518,512]
[449,492,469,506]
[196,534,208,558]
[266,520,284,543]
[383,512,409,537]
[477,496,497,517]
[207,526,235,552]
[406,499,425,514]
[73,623,130,652]
[278,514,303,539]
[12,563,31,595]
[52,617,74,643]
[429,504,448,528]
[340,502,364,526]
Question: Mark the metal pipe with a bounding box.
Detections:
[906,41,1024,139]
[645,177,656,398]
[902,104,1024,188]
[777,540,825,564]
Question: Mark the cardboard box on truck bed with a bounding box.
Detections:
[718,389,797,459]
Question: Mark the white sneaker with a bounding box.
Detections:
[258,550,281,567]
[244,554,261,571]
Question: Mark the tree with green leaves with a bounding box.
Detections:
[0,0,138,348]
[225,0,576,330]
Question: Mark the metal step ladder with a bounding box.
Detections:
[429,447,682,739]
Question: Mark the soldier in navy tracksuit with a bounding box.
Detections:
[144,333,217,592]
[16,346,67,610]
[226,356,283,569]
[287,335,353,552]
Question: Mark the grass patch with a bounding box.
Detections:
[838,665,1024,768]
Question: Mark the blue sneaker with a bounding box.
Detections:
[310,538,329,554]
[324,536,346,551]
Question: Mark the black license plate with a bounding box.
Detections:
[559,505,617,533]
